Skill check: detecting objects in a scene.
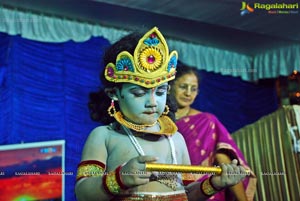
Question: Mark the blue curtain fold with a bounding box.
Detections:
[0,31,278,200]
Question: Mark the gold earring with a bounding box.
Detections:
[162,105,170,115]
[107,100,117,117]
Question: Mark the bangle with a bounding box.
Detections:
[103,171,120,195]
[200,176,222,196]
[209,176,223,191]
[115,165,129,190]
[103,165,128,195]
[76,160,105,182]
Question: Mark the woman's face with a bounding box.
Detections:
[172,73,199,108]
[116,83,168,125]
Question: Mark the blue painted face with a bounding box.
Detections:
[116,83,168,125]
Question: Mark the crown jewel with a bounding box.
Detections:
[104,27,178,88]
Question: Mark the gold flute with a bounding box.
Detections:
[145,163,250,175]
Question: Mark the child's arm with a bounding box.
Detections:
[75,127,111,201]
[185,159,247,201]
[75,126,157,201]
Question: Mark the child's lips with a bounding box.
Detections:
[143,111,156,114]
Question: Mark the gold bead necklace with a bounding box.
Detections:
[114,111,157,132]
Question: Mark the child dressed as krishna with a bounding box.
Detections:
[75,27,248,201]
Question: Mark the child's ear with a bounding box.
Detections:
[104,88,119,101]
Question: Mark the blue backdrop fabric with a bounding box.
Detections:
[0,32,278,200]
[195,70,279,132]
[0,32,110,201]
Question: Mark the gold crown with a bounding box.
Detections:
[104,27,178,88]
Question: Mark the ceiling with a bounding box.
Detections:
[1,0,300,54]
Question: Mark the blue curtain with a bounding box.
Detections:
[0,32,110,201]
[193,70,279,133]
[0,32,278,200]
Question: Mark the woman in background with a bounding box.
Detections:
[170,61,256,201]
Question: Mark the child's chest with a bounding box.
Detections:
[106,134,178,169]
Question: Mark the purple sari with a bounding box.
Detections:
[177,112,256,201]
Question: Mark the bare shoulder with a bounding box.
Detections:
[87,125,112,141]
[80,125,113,162]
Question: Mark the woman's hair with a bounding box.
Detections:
[88,30,177,124]
[171,60,201,85]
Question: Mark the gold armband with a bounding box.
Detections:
[200,176,223,196]
[76,160,106,182]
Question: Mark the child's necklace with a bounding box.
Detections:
[122,125,177,164]
[114,111,177,136]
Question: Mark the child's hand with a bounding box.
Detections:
[120,155,158,187]
[210,159,247,189]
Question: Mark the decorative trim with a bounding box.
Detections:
[76,160,106,182]
[103,168,122,195]
[200,176,222,196]
[114,111,177,135]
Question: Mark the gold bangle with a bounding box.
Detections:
[200,177,220,196]
[103,169,122,195]
[76,160,105,182]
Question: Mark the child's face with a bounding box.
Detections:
[116,83,168,125]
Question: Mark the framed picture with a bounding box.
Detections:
[0,140,65,201]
